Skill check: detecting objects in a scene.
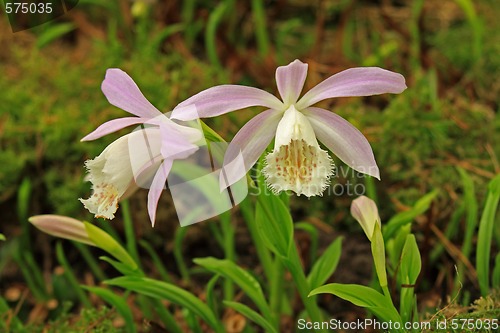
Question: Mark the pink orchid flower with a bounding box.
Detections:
[172,60,406,196]
[80,69,201,226]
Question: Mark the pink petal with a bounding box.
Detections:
[296,67,407,109]
[171,85,283,121]
[81,117,147,141]
[147,159,173,227]
[220,109,282,190]
[303,107,380,179]
[276,59,308,105]
[102,69,161,119]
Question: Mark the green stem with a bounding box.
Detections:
[122,200,140,265]
[286,244,326,333]
[220,212,235,301]
[269,257,284,324]
[239,196,275,283]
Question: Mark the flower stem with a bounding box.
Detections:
[285,244,326,333]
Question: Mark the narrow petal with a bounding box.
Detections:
[296,67,407,109]
[303,107,380,179]
[147,159,173,227]
[102,69,161,118]
[220,109,282,190]
[81,117,146,141]
[171,85,284,121]
[276,59,308,106]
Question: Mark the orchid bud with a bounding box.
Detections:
[29,215,95,246]
[350,196,381,241]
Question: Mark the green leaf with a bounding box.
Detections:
[99,256,143,277]
[255,194,293,258]
[105,276,222,332]
[224,301,278,333]
[371,224,388,288]
[36,23,76,49]
[399,234,421,323]
[307,237,342,289]
[384,190,438,239]
[82,286,136,333]
[386,224,411,275]
[0,234,5,241]
[206,275,220,318]
[476,173,500,296]
[295,222,319,263]
[309,283,401,324]
[84,222,137,270]
[457,167,478,258]
[193,258,271,316]
[310,283,386,307]
[400,235,421,285]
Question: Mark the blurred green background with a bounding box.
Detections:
[0,0,499,330]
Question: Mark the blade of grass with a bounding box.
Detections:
[17,178,31,253]
[476,174,500,296]
[0,296,24,331]
[139,240,171,283]
[455,168,478,295]
[73,242,107,281]
[55,242,91,307]
[251,0,270,57]
[205,2,227,68]
[121,200,140,265]
[174,226,190,283]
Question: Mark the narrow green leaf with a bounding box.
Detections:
[105,276,222,332]
[84,222,137,270]
[224,301,278,333]
[174,226,190,282]
[36,23,75,49]
[139,240,171,283]
[371,224,388,288]
[457,167,478,258]
[476,174,500,296]
[386,224,411,274]
[309,283,401,324]
[0,296,23,331]
[206,275,221,319]
[194,257,271,316]
[295,222,319,263]
[309,283,386,308]
[384,190,438,239]
[99,256,143,277]
[255,195,293,258]
[205,3,226,68]
[82,286,136,333]
[400,235,421,284]
[399,235,421,323]
[55,242,91,307]
[307,237,343,289]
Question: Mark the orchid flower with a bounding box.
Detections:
[172,60,406,196]
[80,69,202,225]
